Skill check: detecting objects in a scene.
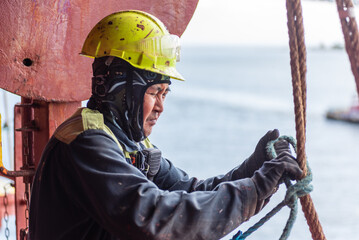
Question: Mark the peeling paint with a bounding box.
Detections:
[137,24,145,30]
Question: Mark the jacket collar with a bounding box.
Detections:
[104,115,140,153]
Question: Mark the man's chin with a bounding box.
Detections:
[143,127,153,138]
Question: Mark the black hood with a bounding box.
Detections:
[87,57,171,142]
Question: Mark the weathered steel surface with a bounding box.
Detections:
[14,106,27,240]
[0,0,198,102]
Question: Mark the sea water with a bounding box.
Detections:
[1,46,358,240]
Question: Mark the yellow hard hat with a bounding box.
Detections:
[81,10,184,81]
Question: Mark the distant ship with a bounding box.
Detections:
[326,101,359,123]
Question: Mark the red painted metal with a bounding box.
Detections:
[0,0,199,102]
[14,106,27,240]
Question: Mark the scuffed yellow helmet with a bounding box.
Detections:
[81,10,184,81]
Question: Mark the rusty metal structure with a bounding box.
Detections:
[0,1,198,239]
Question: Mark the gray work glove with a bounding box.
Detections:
[235,129,280,179]
[251,151,303,201]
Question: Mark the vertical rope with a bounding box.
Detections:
[336,0,359,97]
[286,0,307,175]
[285,1,327,240]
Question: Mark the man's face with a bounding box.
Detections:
[142,83,170,137]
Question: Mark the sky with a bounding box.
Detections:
[181,0,358,47]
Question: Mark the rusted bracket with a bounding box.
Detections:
[0,101,38,180]
[0,167,35,179]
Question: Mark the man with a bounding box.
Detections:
[29,10,302,240]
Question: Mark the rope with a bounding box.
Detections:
[232,1,327,239]
[286,0,327,239]
[335,0,359,97]
[231,136,313,240]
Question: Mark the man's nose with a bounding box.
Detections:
[154,97,164,113]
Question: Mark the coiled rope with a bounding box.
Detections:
[231,136,313,240]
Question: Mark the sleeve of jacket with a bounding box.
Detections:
[153,157,257,192]
[63,129,259,240]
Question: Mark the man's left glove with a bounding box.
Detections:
[233,129,280,179]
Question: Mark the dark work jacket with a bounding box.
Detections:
[29,108,260,240]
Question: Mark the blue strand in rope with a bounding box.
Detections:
[231,136,313,240]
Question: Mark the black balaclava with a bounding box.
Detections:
[87,56,171,142]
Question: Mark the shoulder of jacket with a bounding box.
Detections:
[53,108,122,150]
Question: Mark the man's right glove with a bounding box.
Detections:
[251,151,303,201]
